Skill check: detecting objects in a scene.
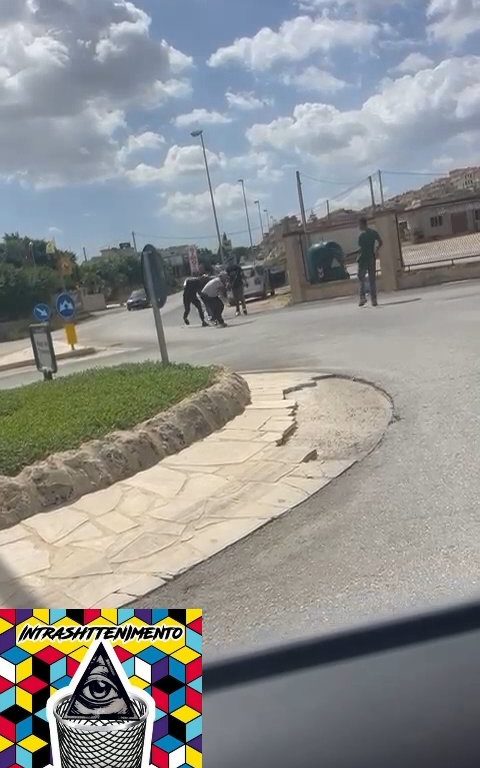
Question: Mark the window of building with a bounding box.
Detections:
[475,210,480,221]
[430,215,443,227]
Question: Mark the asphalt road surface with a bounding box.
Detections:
[3,282,480,658]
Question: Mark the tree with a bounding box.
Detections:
[232,246,250,263]
[0,263,62,320]
[197,248,219,272]
[78,251,143,301]
[0,233,78,320]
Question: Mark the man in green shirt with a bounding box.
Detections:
[357,217,382,307]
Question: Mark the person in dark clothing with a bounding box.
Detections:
[356,217,382,307]
[183,275,209,326]
[227,263,247,316]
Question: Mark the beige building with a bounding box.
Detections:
[158,245,191,278]
[449,167,480,191]
[100,243,136,259]
[400,193,480,242]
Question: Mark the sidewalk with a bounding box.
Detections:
[0,371,390,607]
[0,340,97,372]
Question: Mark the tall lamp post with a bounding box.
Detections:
[264,208,270,233]
[190,129,224,263]
[254,200,265,239]
[29,241,36,267]
[238,178,254,263]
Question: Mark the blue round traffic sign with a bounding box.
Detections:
[33,303,51,322]
[56,293,76,320]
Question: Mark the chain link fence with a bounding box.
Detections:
[398,199,480,270]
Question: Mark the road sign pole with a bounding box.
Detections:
[143,250,169,365]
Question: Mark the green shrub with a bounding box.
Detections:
[0,264,62,320]
[0,362,215,476]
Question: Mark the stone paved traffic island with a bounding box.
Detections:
[0,371,392,607]
[0,364,250,526]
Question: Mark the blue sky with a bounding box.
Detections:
[1,0,479,257]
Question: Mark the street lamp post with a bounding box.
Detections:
[264,209,270,233]
[191,129,224,264]
[254,200,265,239]
[238,179,254,264]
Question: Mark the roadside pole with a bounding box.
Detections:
[296,171,309,241]
[133,233,169,365]
[378,170,385,208]
[296,170,310,279]
[369,175,376,209]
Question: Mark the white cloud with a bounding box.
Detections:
[117,131,165,164]
[247,102,366,157]
[297,0,401,7]
[229,150,285,183]
[127,144,283,189]
[282,66,347,93]
[257,165,285,183]
[427,0,480,44]
[173,108,233,128]
[127,144,225,185]
[226,90,273,110]
[247,57,480,172]
[207,15,379,71]
[431,154,454,169]
[161,182,248,222]
[0,0,193,186]
[166,44,194,74]
[229,150,272,169]
[144,78,193,107]
[393,52,434,73]
[123,132,165,154]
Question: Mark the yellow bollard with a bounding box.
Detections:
[65,323,78,351]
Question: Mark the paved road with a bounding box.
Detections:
[134,280,480,657]
[4,281,480,659]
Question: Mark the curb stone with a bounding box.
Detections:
[0,368,250,529]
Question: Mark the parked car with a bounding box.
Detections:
[228,264,275,306]
[126,289,150,310]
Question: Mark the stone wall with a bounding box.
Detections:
[285,211,401,303]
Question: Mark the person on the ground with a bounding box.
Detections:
[200,272,228,327]
[227,262,247,316]
[183,275,210,326]
[356,217,382,307]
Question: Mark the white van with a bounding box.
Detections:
[228,264,274,305]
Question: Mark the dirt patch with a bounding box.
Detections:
[289,377,392,461]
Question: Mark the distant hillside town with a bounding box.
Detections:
[303,165,480,246]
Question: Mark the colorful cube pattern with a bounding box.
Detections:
[0,609,202,768]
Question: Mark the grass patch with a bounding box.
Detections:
[0,362,215,477]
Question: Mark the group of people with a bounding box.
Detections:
[182,262,247,329]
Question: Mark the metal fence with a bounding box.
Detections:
[398,200,480,270]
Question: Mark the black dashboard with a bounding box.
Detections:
[205,599,480,767]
